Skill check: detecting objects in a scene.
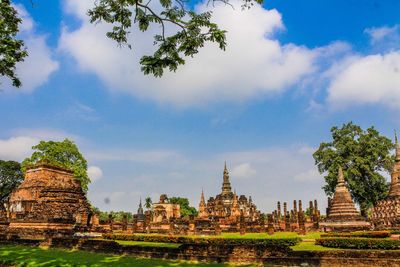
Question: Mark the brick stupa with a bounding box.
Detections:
[320,167,370,232]
[372,133,400,229]
[7,163,93,238]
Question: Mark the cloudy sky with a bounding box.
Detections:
[1,0,400,214]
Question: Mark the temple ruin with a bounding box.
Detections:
[5,163,95,238]
[372,134,400,229]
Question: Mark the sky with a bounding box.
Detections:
[1,0,400,214]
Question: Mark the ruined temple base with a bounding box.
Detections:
[7,222,75,239]
[319,221,371,232]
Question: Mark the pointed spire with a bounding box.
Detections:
[222,162,232,195]
[338,166,345,185]
[395,130,400,161]
[200,189,205,204]
[137,197,144,215]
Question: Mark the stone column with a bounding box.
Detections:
[309,201,314,222]
[277,202,281,219]
[313,199,320,228]
[283,202,287,229]
[326,197,331,217]
[239,211,246,235]
[285,211,290,231]
[267,213,274,235]
[298,200,306,235]
[122,214,128,231]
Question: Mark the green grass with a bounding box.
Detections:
[291,241,340,251]
[0,244,259,267]
[115,240,181,248]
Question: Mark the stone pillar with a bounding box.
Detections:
[309,201,314,222]
[239,211,246,235]
[326,197,331,217]
[108,214,114,232]
[277,202,281,219]
[122,214,128,231]
[313,199,320,228]
[285,211,290,231]
[131,218,138,233]
[283,202,287,231]
[214,218,221,235]
[188,218,195,235]
[298,200,306,235]
[267,213,274,235]
[293,200,298,219]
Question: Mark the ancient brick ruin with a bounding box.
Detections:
[4,163,95,238]
[269,199,320,234]
[196,163,263,233]
[372,135,400,229]
[319,167,370,232]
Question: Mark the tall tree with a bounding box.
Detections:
[313,122,394,216]
[169,196,198,217]
[0,160,24,205]
[21,139,91,192]
[0,0,28,87]
[145,196,152,210]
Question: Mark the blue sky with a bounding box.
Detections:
[1,0,400,213]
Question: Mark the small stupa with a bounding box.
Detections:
[320,167,370,232]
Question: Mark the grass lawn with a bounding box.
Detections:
[115,240,181,248]
[0,244,259,267]
[291,241,340,251]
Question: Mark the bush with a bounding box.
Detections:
[103,234,300,248]
[320,231,390,239]
[316,237,400,250]
[390,230,400,235]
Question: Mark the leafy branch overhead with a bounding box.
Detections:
[0,0,28,87]
[88,0,262,77]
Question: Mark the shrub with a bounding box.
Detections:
[316,237,400,250]
[102,234,300,248]
[320,231,390,239]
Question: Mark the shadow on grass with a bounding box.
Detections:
[0,244,258,267]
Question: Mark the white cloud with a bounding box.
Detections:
[59,0,316,106]
[0,128,81,162]
[86,149,184,164]
[365,25,400,45]
[230,163,256,179]
[0,136,37,161]
[1,4,59,92]
[294,168,322,182]
[327,52,400,109]
[87,166,103,182]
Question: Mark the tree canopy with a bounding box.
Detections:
[145,196,152,210]
[313,122,394,216]
[169,196,198,217]
[21,139,91,192]
[0,160,24,205]
[0,0,28,87]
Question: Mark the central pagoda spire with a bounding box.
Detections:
[221,161,232,195]
[389,130,400,197]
